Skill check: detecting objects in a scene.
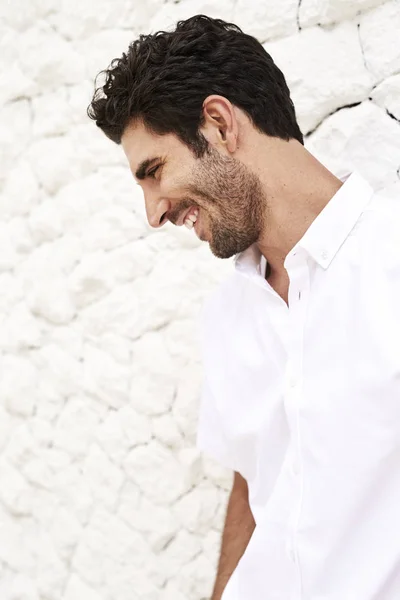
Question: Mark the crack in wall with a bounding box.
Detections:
[305,101,363,138]
[385,108,400,123]
[296,0,303,32]
[357,22,370,75]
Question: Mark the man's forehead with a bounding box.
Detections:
[122,121,159,159]
[121,121,174,173]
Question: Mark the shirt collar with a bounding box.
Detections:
[234,242,264,277]
[292,171,374,269]
[234,171,374,276]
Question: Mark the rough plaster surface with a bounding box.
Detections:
[0,0,399,598]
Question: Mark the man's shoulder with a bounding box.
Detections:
[200,269,245,335]
[202,270,239,315]
[367,184,400,218]
[359,184,400,272]
[365,185,400,239]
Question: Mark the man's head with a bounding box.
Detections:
[88,14,303,258]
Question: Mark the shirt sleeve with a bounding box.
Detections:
[196,374,236,471]
[196,286,236,471]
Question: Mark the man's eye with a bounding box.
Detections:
[147,165,160,179]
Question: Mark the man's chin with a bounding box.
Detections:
[209,242,238,260]
[209,234,256,259]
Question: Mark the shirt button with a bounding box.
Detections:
[289,377,297,389]
[321,250,328,260]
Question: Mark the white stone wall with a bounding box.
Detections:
[0,0,399,598]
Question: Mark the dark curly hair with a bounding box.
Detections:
[87,14,303,157]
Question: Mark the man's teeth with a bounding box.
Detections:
[184,209,198,229]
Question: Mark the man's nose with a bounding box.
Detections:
[144,193,171,228]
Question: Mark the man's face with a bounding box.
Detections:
[121,121,266,259]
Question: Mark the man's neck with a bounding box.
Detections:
[255,147,343,274]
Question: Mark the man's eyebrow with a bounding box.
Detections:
[135,157,162,180]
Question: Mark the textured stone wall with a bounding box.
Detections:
[0,1,399,599]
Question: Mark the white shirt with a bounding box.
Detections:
[196,172,400,600]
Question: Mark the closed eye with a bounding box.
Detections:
[147,164,161,179]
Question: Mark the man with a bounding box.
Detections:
[88,14,400,600]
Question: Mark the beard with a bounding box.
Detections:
[186,145,267,259]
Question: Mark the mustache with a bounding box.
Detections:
[167,198,199,225]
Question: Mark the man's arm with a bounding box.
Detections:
[211,471,256,600]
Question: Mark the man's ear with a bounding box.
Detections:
[200,95,239,154]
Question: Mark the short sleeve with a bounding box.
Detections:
[196,376,235,471]
[196,284,237,471]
